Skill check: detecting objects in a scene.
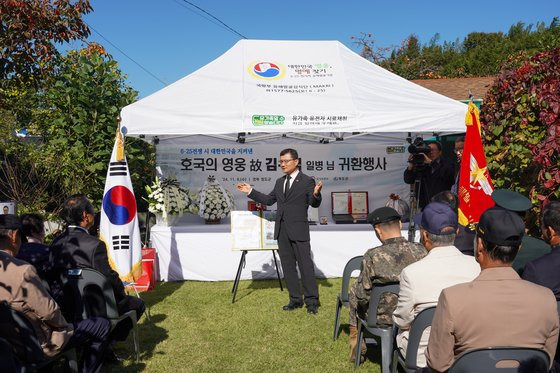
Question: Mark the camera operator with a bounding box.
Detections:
[404,140,455,210]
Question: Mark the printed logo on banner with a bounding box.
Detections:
[252,115,285,126]
[102,185,137,225]
[248,61,286,80]
[386,146,406,154]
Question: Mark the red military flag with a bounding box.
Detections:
[457,102,495,227]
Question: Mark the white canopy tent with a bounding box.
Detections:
[120,40,468,282]
[121,39,467,141]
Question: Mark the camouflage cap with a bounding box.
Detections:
[0,214,21,230]
[491,189,531,212]
[366,207,401,226]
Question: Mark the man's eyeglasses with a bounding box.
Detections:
[279,159,295,165]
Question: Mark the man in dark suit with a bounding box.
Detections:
[522,200,560,298]
[50,194,145,360]
[522,200,560,372]
[237,148,323,314]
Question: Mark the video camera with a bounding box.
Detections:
[407,137,431,168]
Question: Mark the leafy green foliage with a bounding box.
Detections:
[0,45,154,214]
[356,18,560,80]
[481,48,560,230]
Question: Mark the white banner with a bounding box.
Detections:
[156,143,410,221]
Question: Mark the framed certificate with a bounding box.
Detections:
[331,192,369,215]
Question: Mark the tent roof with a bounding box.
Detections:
[121,40,467,138]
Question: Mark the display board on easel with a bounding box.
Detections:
[231,210,278,250]
[230,210,282,303]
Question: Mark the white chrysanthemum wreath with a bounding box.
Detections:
[145,176,198,221]
[197,175,234,221]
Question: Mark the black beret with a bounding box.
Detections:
[491,189,531,212]
[366,207,401,226]
[0,214,21,230]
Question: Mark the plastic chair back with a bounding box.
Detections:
[449,347,549,373]
[366,282,400,328]
[0,301,44,364]
[341,256,363,303]
[64,268,140,362]
[64,268,120,320]
[400,306,436,370]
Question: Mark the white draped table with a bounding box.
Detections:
[150,222,416,281]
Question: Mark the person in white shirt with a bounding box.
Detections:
[392,202,480,367]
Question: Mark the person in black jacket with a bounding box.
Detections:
[404,141,455,210]
[521,200,560,372]
[237,148,322,314]
[50,194,145,359]
[522,200,560,299]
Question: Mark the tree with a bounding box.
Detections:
[355,18,560,80]
[0,0,92,83]
[0,44,154,214]
[481,48,560,230]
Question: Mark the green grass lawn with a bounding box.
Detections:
[104,278,383,372]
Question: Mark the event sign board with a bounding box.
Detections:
[156,142,409,221]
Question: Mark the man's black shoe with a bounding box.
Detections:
[306,304,318,314]
[282,301,303,311]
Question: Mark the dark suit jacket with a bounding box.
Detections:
[403,157,455,209]
[522,245,560,300]
[49,227,126,302]
[248,171,321,241]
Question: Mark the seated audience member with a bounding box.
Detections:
[16,213,51,278]
[425,207,559,372]
[348,207,426,363]
[50,194,145,360]
[491,189,551,273]
[522,200,560,371]
[430,191,475,255]
[0,214,110,373]
[522,200,560,299]
[392,202,479,367]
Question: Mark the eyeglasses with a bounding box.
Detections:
[279,159,295,165]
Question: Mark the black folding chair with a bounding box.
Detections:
[354,282,400,373]
[63,268,140,362]
[449,347,549,373]
[333,255,363,340]
[0,301,78,372]
[391,306,436,373]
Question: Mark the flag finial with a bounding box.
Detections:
[116,126,124,162]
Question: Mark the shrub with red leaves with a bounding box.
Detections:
[481,48,560,230]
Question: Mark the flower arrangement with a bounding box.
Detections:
[145,176,198,221]
[197,176,234,222]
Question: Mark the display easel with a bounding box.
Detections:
[230,210,284,303]
[231,250,283,303]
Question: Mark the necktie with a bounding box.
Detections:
[284,175,291,197]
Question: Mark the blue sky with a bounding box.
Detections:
[67,0,559,98]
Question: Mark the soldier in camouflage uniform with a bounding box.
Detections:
[348,206,426,363]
